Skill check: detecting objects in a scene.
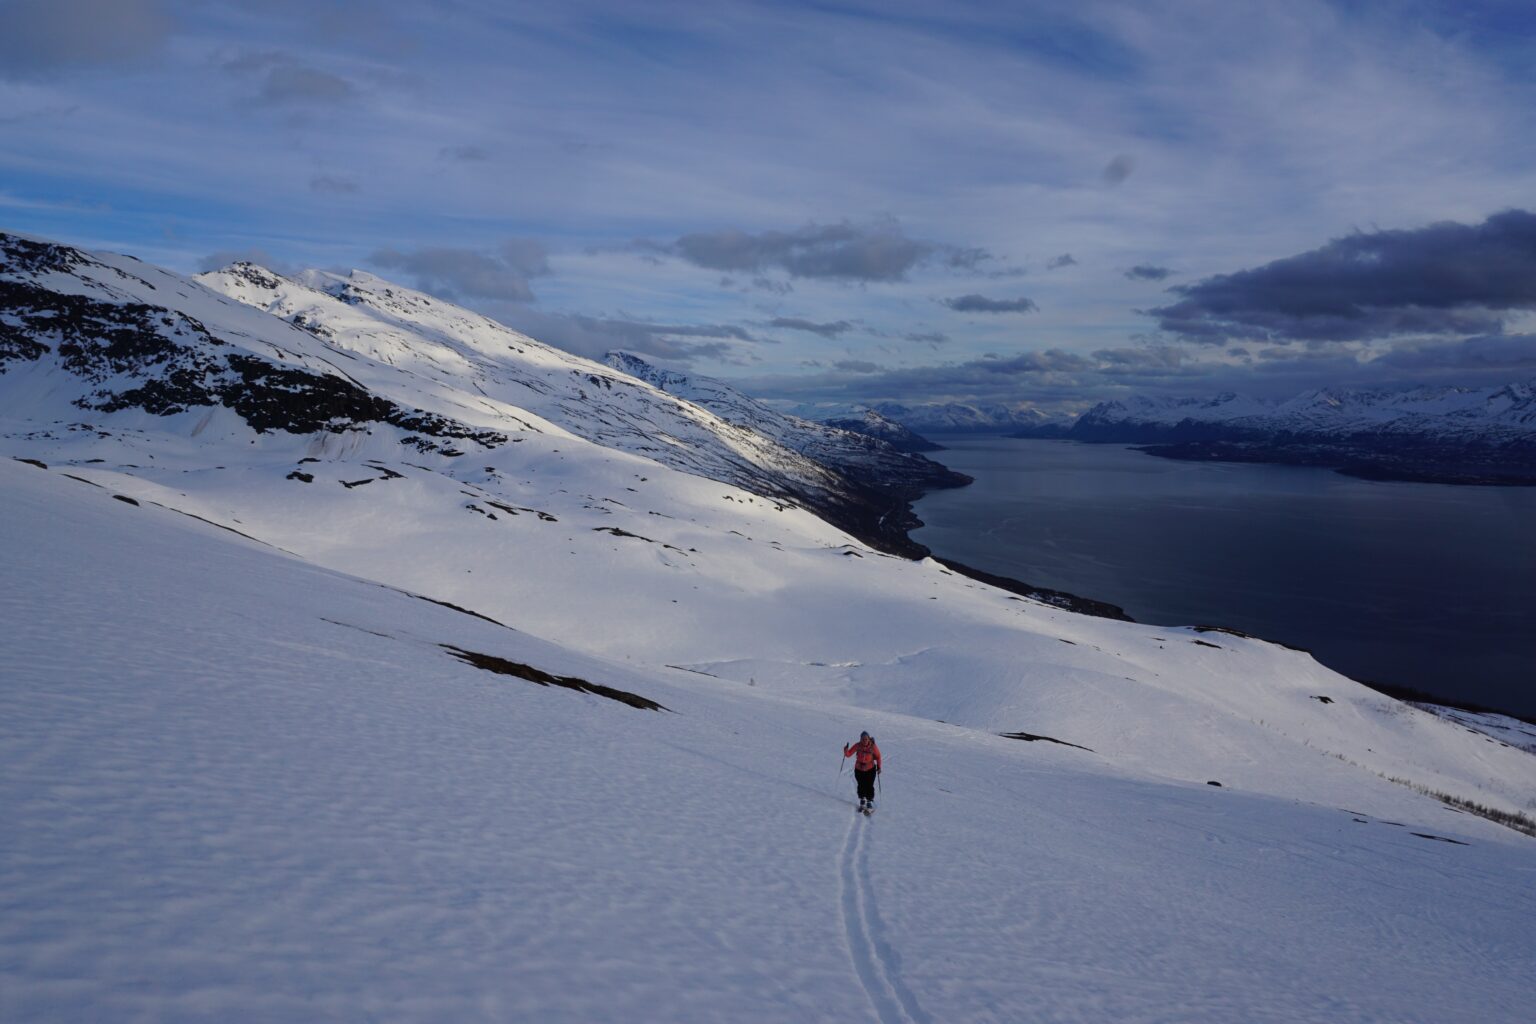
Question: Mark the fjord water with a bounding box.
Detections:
[913,437,1536,718]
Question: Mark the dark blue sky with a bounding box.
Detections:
[3,0,1536,411]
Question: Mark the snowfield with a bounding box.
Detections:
[5,459,1535,1023]
[3,232,1535,1021]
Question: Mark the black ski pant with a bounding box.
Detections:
[855,768,877,802]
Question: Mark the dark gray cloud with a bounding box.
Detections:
[0,0,171,78]
[834,360,882,373]
[972,350,1092,373]
[1149,210,1536,344]
[310,174,359,195]
[1047,253,1078,270]
[1124,264,1173,281]
[942,294,1039,314]
[370,241,550,302]
[903,330,950,345]
[226,52,355,106]
[944,247,994,271]
[1103,154,1135,186]
[767,317,853,338]
[656,220,990,283]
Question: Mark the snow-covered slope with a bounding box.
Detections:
[783,400,1053,434]
[604,351,969,545]
[821,408,945,453]
[872,399,1047,433]
[6,455,1536,1023]
[195,261,866,519]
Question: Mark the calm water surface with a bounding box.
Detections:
[912,436,1536,718]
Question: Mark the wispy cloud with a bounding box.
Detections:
[225,51,356,106]
[767,316,853,338]
[0,0,171,78]
[652,219,992,284]
[310,175,359,195]
[370,241,550,302]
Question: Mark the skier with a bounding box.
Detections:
[843,731,882,814]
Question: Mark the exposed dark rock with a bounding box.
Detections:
[442,645,668,712]
[1000,731,1094,752]
[1193,624,1309,653]
[2,235,507,452]
[112,494,139,506]
[286,471,314,483]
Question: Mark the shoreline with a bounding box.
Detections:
[900,433,1536,726]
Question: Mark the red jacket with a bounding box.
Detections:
[844,737,881,772]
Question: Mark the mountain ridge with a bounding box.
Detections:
[1023,381,1536,483]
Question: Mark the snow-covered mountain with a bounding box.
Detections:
[871,399,1051,433]
[196,260,904,534]
[603,351,969,549]
[819,408,944,453]
[5,230,1535,1020]
[1061,383,1536,483]
[1073,384,1536,442]
[781,399,1054,435]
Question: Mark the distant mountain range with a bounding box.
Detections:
[1016,384,1536,484]
[781,399,1062,437]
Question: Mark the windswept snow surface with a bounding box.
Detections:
[4,460,1536,1023]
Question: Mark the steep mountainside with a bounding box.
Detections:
[871,399,1048,433]
[195,261,912,536]
[820,408,945,452]
[604,351,969,549]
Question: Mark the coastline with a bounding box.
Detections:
[900,433,1536,725]
[1132,440,1536,487]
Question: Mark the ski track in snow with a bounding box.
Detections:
[840,815,931,1024]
